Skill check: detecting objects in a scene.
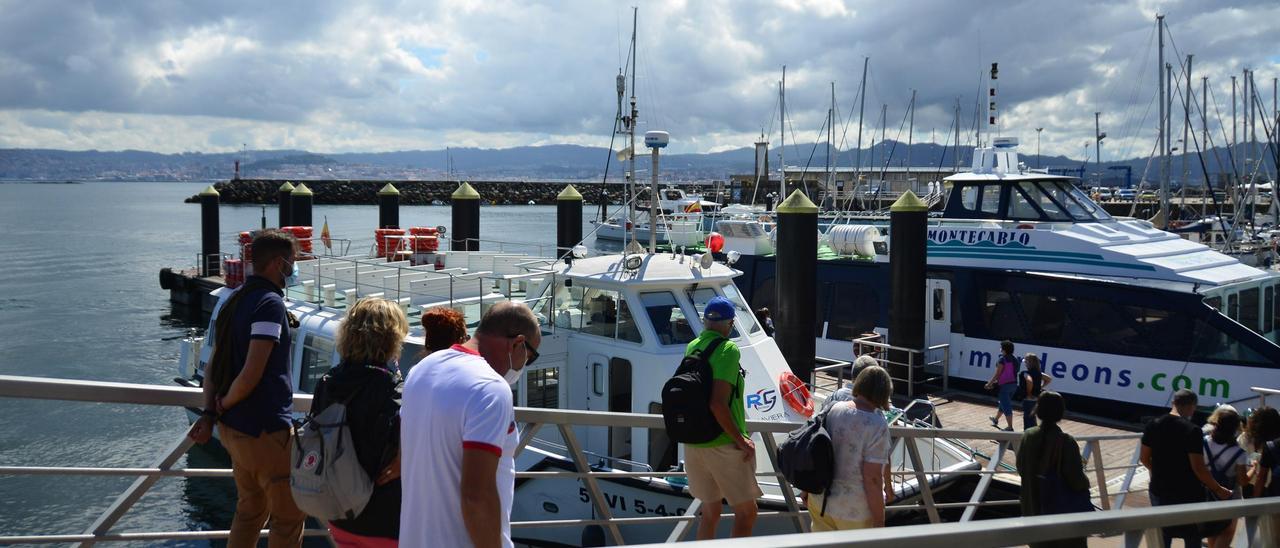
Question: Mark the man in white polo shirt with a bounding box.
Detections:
[399,301,541,548]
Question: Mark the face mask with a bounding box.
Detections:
[281,261,299,287]
[504,352,523,385]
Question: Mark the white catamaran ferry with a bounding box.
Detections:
[176,243,981,545]
[728,136,1280,420]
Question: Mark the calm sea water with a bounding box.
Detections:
[0,182,602,545]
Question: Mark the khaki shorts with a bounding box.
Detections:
[684,444,763,506]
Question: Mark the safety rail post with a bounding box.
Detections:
[903,437,942,524]
[79,433,197,548]
[556,423,624,545]
[1113,438,1144,509]
[760,431,809,534]
[959,440,1005,522]
[1089,439,1111,510]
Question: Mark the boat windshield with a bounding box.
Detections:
[1017,180,1112,222]
[686,284,762,338]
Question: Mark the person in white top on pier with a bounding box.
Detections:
[807,365,892,531]
[398,302,541,548]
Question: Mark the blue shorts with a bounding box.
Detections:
[997,383,1017,415]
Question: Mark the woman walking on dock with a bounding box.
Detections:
[310,298,409,547]
[985,340,1020,431]
[1016,391,1091,548]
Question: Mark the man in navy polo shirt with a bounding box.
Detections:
[190,229,305,548]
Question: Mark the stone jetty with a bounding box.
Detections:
[184,179,621,205]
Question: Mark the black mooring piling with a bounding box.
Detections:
[199,185,220,277]
[557,185,583,258]
[451,182,481,251]
[290,183,313,227]
[774,189,818,382]
[378,183,400,229]
[888,190,927,396]
[277,181,294,227]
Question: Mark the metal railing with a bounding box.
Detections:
[1253,386,1279,407]
[0,374,1164,546]
[848,335,950,398]
[635,497,1280,547]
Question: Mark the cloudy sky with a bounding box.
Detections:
[1,0,1277,159]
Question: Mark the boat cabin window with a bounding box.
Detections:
[1191,319,1272,366]
[979,288,1196,361]
[983,290,1027,340]
[1240,288,1261,332]
[1204,295,1222,312]
[299,333,335,393]
[1007,186,1042,220]
[1227,293,1239,321]
[640,291,697,346]
[1266,286,1276,335]
[828,283,881,341]
[553,286,643,343]
[960,186,980,210]
[980,185,1002,215]
[525,367,559,408]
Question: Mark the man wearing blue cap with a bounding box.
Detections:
[684,295,761,539]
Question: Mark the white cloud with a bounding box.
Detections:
[0,0,1276,159]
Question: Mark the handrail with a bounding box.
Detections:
[0,374,1149,546]
[632,497,1280,547]
[1253,385,1279,406]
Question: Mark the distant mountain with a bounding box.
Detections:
[0,142,1269,184]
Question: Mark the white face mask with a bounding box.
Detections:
[504,352,523,385]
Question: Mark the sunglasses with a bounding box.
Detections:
[510,335,540,366]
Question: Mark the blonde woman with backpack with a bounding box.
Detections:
[807,365,892,531]
[310,298,408,547]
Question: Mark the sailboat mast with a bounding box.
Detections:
[1157,14,1168,225]
[627,8,638,248]
[954,98,962,172]
[907,89,916,188]
[1182,55,1192,189]
[855,58,868,188]
[828,81,834,200]
[779,66,787,201]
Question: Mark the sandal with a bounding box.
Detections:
[989,416,999,427]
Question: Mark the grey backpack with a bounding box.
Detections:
[289,400,373,520]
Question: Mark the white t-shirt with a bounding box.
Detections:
[400,345,518,548]
[812,401,890,522]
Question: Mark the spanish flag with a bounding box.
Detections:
[684,201,702,213]
[321,217,331,250]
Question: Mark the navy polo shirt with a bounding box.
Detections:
[218,275,294,436]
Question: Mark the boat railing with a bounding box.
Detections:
[291,251,557,320]
[646,497,1280,548]
[0,374,1157,546]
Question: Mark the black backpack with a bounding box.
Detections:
[777,408,836,514]
[661,338,731,444]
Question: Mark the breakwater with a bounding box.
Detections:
[184,179,624,205]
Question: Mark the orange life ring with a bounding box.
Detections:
[778,372,814,417]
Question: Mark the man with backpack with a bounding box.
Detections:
[188,229,305,548]
[676,296,761,539]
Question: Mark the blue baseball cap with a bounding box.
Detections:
[703,296,736,322]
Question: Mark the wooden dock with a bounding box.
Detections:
[923,390,1151,509]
